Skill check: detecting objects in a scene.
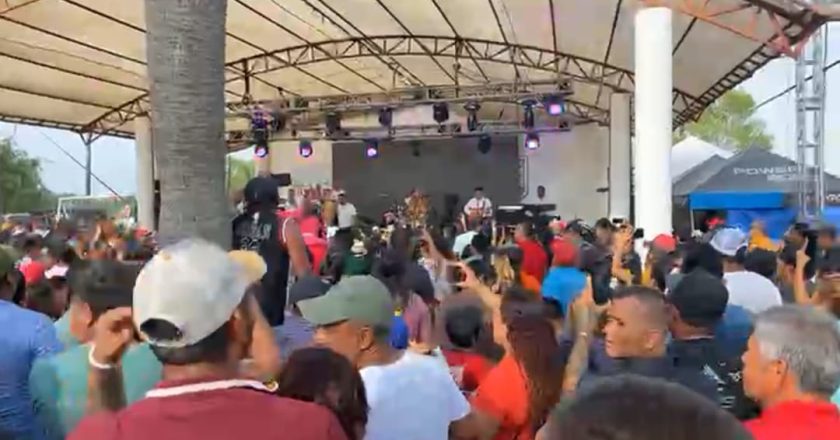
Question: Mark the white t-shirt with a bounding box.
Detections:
[336,202,357,228]
[361,351,470,440]
[723,271,783,314]
[452,231,478,257]
[463,197,493,218]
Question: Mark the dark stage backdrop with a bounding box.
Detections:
[332,136,521,223]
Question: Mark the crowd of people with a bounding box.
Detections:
[1,175,839,440]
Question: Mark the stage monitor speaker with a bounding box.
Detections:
[271,173,292,187]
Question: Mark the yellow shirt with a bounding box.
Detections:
[749,230,778,251]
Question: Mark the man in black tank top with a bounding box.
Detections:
[232,177,311,326]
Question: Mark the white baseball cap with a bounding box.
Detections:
[709,227,748,257]
[44,264,69,279]
[133,239,251,348]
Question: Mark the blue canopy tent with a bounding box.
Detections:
[673,148,840,239]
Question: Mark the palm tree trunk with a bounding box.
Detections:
[144,0,229,247]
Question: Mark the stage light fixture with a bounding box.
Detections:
[432,102,449,124]
[522,102,535,129]
[325,112,342,136]
[378,107,393,127]
[298,139,313,158]
[254,143,269,158]
[477,135,492,154]
[251,108,269,147]
[543,95,566,116]
[464,102,481,132]
[525,132,540,151]
[365,139,380,158]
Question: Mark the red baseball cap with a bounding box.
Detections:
[648,234,677,253]
[551,238,578,267]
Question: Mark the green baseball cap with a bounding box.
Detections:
[0,245,18,277]
[298,275,394,328]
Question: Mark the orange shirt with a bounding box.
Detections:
[520,271,541,297]
[471,354,532,440]
[442,349,494,393]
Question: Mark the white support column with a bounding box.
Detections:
[134,115,155,230]
[634,6,673,237]
[609,93,632,220]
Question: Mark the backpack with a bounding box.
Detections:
[390,310,409,349]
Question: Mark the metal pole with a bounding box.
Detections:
[794,6,827,220]
[813,24,827,214]
[84,139,92,196]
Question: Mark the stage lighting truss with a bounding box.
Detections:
[228,121,575,146]
[227,80,588,145]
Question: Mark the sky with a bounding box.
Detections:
[2,23,840,198]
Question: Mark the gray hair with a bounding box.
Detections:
[753,305,840,397]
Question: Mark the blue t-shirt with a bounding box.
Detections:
[0,300,62,439]
[541,267,587,316]
[29,343,162,439]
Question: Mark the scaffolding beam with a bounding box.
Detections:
[795,16,827,218]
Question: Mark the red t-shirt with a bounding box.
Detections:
[69,378,348,440]
[470,354,532,440]
[517,239,548,282]
[744,400,840,440]
[442,349,493,393]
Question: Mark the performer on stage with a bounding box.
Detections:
[463,186,493,221]
[405,188,430,229]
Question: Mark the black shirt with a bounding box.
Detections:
[232,210,290,326]
[668,337,760,420]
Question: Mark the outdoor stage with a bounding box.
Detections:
[0,0,836,236]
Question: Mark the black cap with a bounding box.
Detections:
[667,270,728,328]
[244,177,279,206]
[288,276,331,306]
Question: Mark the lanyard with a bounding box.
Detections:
[145,379,271,399]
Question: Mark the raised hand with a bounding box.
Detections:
[90,307,135,366]
[796,239,811,269]
[453,261,481,291]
